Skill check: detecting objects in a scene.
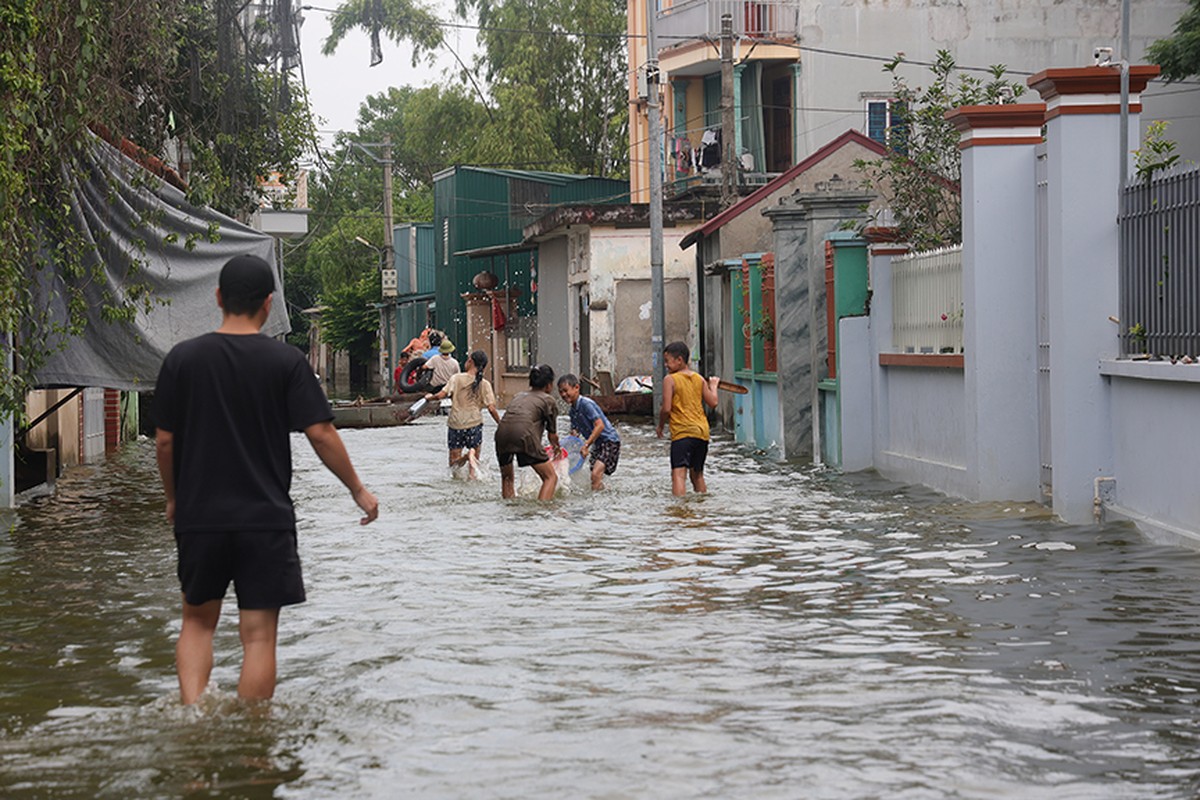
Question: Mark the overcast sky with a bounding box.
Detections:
[298,4,479,151]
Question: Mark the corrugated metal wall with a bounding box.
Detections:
[433,167,627,351]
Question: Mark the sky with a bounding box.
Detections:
[297,3,479,152]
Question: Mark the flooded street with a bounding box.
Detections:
[3,416,1200,798]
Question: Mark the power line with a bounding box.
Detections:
[302,2,1200,88]
[302,4,633,39]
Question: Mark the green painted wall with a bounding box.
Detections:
[432,167,627,351]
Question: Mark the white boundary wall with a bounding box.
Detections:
[839,66,1200,546]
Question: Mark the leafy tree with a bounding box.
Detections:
[324,0,629,177]
[306,215,387,294]
[322,0,445,66]
[319,273,382,365]
[351,84,489,213]
[0,0,314,422]
[853,51,1025,249]
[1148,0,1200,81]
[284,84,490,361]
[458,0,629,176]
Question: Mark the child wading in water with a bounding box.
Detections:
[426,350,501,479]
[494,364,561,500]
[656,341,719,496]
[557,373,621,491]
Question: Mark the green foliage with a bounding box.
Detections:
[1147,0,1200,82]
[306,215,387,295]
[319,273,381,364]
[353,84,487,208]
[286,84,492,357]
[323,0,445,65]
[853,51,1026,249]
[325,0,629,176]
[1134,120,1181,184]
[1128,322,1148,354]
[460,0,629,176]
[165,5,316,216]
[0,0,315,424]
[0,0,179,422]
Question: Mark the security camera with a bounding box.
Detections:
[1093,47,1113,66]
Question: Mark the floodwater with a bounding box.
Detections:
[3,416,1200,799]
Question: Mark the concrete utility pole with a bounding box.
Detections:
[381,134,396,389]
[646,0,666,414]
[350,138,398,388]
[382,134,394,276]
[720,14,738,207]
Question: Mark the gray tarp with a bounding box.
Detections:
[31,133,290,391]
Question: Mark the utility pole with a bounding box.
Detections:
[720,14,737,207]
[382,134,394,277]
[380,136,396,389]
[646,0,666,415]
[349,138,398,388]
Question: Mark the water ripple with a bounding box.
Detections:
[1,421,1200,798]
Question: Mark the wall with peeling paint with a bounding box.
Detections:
[589,228,700,381]
[534,222,702,385]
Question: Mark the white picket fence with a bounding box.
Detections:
[891,245,963,354]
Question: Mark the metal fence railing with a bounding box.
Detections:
[891,245,963,354]
[656,0,801,41]
[1119,164,1200,357]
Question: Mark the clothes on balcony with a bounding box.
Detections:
[699,128,722,168]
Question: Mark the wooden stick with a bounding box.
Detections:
[579,373,602,391]
[716,379,748,394]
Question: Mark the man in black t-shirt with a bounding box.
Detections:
[155,254,379,705]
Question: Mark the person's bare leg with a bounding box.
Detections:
[690,468,707,494]
[532,460,558,500]
[467,448,480,480]
[237,608,281,702]
[448,447,464,469]
[590,460,606,491]
[178,597,222,704]
[501,462,515,498]
[671,467,689,496]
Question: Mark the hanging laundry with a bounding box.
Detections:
[491,294,507,330]
[675,137,693,175]
[699,128,722,168]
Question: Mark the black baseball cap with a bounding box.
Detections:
[219,254,275,304]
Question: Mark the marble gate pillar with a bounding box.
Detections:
[764,190,874,460]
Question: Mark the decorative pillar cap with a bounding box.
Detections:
[1027,65,1160,119]
[944,103,1047,148]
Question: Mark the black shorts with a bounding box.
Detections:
[589,439,621,475]
[175,530,305,609]
[497,449,549,468]
[670,437,709,472]
[448,424,483,450]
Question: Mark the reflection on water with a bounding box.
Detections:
[3,419,1200,798]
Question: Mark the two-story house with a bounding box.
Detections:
[628,0,1195,203]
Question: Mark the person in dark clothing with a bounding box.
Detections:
[155,254,378,705]
[494,363,560,500]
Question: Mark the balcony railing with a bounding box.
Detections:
[656,0,801,44]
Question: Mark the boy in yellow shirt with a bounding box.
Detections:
[655,341,720,496]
